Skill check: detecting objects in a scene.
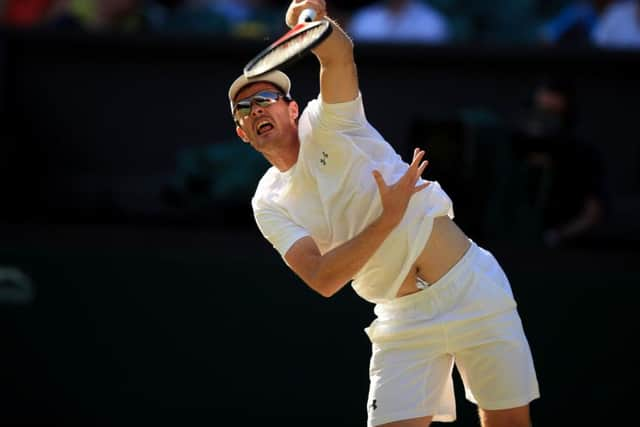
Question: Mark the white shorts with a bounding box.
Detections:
[364,241,540,426]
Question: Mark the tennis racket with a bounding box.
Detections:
[243,9,332,79]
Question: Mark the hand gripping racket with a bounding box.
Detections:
[243,9,332,79]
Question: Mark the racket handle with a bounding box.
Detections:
[298,8,317,24]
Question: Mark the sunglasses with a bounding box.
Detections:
[232,90,289,122]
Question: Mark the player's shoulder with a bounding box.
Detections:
[302,92,365,125]
[252,167,279,203]
[296,97,320,142]
[256,166,280,190]
[300,96,321,122]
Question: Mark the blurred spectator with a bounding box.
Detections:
[538,1,602,46]
[145,0,230,35]
[0,0,59,27]
[206,0,283,39]
[346,0,449,44]
[94,0,149,31]
[45,0,95,30]
[145,1,282,38]
[89,0,150,32]
[427,0,537,45]
[508,78,609,248]
[592,0,640,48]
[47,0,151,32]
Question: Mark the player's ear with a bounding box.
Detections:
[289,100,299,121]
[236,125,250,143]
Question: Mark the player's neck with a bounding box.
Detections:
[265,136,300,172]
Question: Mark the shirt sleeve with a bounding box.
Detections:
[253,203,310,260]
[304,92,368,133]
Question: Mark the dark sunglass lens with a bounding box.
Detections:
[257,91,281,101]
[234,101,251,116]
[234,91,281,119]
[235,100,250,110]
[254,97,274,107]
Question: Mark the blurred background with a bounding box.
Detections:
[1,1,639,426]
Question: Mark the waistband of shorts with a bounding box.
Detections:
[374,239,478,317]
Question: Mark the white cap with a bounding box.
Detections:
[228,70,292,112]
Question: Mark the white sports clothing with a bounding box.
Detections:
[366,241,540,425]
[252,93,453,304]
[251,92,539,425]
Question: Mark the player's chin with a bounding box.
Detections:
[252,134,272,149]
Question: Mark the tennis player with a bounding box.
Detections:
[228,0,540,425]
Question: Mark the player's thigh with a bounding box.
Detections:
[378,415,433,427]
[478,404,531,427]
[454,310,538,409]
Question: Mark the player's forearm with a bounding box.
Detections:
[313,18,359,103]
[310,215,396,297]
[312,17,354,66]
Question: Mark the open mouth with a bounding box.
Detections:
[256,119,274,136]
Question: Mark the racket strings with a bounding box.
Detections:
[246,23,329,77]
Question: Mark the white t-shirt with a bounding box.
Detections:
[251,93,453,304]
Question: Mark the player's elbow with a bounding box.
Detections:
[318,284,340,298]
[316,287,335,298]
[308,277,344,298]
[299,257,349,298]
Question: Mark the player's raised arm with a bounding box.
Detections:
[285,0,358,104]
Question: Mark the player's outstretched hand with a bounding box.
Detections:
[372,147,430,229]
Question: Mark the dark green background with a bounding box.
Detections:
[2,225,638,426]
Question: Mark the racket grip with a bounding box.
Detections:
[298,8,317,24]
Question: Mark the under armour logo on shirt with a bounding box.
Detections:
[370,399,377,411]
[320,151,328,166]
